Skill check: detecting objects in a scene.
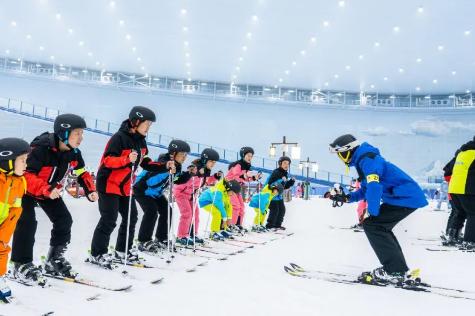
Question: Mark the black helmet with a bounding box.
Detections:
[269,183,284,195]
[54,114,87,143]
[278,156,291,165]
[239,146,254,159]
[0,138,30,175]
[224,180,241,193]
[129,106,156,126]
[201,148,220,162]
[168,139,190,154]
[329,134,359,153]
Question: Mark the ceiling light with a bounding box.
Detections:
[68,28,73,34]
[466,89,471,94]
[96,61,100,66]
[235,66,240,71]
[119,20,124,26]
[181,9,187,15]
[239,57,243,62]
[464,30,471,36]
[109,1,116,8]
[416,58,422,63]
[274,85,278,89]
[338,1,345,7]
[88,52,93,57]
[242,46,248,51]
[432,79,438,84]
[416,86,421,91]
[374,42,380,47]
[310,37,316,43]
[370,84,375,89]
[285,70,290,75]
[132,47,137,52]
[358,55,364,60]
[141,66,145,70]
[137,57,142,61]
[186,62,191,67]
[383,77,388,81]
[451,71,457,75]
[417,6,424,13]
[279,78,283,83]
[5,49,10,54]
[183,26,188,32]
[345,65,351,70]
[323,21,330,27]
[26,34,32,40]
[398,68,405,73]
[78,41,84,46]
[247,32,252,39]
[292,61,297,66]
[252,15,259,22]
[393,26,400,32]
[50,55,55,60]
[184,41,189,46]
[324,82,329,87]
[56,13,61,20]
[126,34,131,40]
[39,46,45,51]
[334,74,339,79]
[10,21,17,27]
[185,53,190,58]
[300,50,306,55]
[437,45,444,51]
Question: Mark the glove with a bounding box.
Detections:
[287,178,295,187]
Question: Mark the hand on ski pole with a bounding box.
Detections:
[128,150,138,163]
[167,161,176,174]
[87,191,99,202]
[49,187,62,199]
[324,184,349,207]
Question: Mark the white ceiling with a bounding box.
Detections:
[1,0,474,93]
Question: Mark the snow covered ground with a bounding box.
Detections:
[2,195,474,316]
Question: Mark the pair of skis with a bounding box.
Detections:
[283,263,475,300]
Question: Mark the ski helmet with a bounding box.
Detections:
[224,180,241,194]
[278,156,291,165]
[129,106,156,127]
[329,134,360,164]
[269,183,284,195]
[329,134,359,153]
[0,138,30,175]
[201,148,220,163]
[54,114,87,143]
[168,139,191,154]
[239,146,254,159]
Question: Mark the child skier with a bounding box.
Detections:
[225,146,260,232]
[198,179,241,241]
[250,183,284,232]
[11,114,97,283]
[89,106,165,268]
[325,134,427,284]
[173,148,221,246]
[0,138,30,301]
[134,139,190,253]
[265,156,295,230]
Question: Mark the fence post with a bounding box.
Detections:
[107,122,110,133]
[95,119,98,130]
[7,98,10,109]
[44,107,47,118]
[20,101,23,113]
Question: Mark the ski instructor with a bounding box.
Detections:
[324,134,427,284]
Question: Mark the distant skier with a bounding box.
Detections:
[225,147,261,232]
[325,134,428,284]
[11,114,97,283]
[250,183,284,232]
[265,156,295,230]
[0,138,30,302]
[441,156,465,245]
[447,136,475,249]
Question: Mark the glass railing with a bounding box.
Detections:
[1,56,474,109]
[0,96,353,186]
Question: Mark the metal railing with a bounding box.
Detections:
[1,56,474,110]
[0,96,352,186]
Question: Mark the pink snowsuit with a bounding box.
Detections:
[354,181,368,222]
[225,163,248,225]
[295,185,303,198]
[174,173,218,238]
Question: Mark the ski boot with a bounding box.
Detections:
[441,228,463,246]
[114,247,142,264]
[251,225,261,232]
[220,230,234,239]
[44,245,77,278]
[0,275,12,303]
[236,225,248,233]
[138,239,162,254]
[193,236,205,244]
[459,241,475,251]
[210,232,225,241]
[86,253,115,270]
[176,237,194,246]
[11,262,47,286]
[360,267,405,285]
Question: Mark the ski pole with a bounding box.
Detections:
[123,163,137,272]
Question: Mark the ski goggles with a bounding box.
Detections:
[329,140,360,153]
